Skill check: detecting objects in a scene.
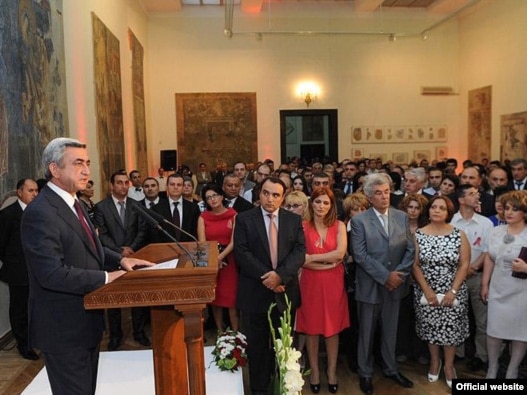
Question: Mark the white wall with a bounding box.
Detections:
[458,0,527,161]
[147,7,462,166]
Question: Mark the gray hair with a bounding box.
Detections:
[511,158,527,168]
[362,173,392,197]
[404,167,427,183]
[42,137,86,180]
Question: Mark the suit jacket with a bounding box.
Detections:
[150,198,200,242]
[0,201,27,285]
[93,197,147,255]
[20,186,120,353]
[231,196,253,213]
[350,207,415,304]
[508,179,527,191]
[234,207,306,313]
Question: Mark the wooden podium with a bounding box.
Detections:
[84,242,218,395]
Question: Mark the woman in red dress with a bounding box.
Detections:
[197,183,238,331]
[296,187,349,394]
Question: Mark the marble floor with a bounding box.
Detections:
[0,310,487,395]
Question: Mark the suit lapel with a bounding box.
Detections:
[45,188,102,264]
[254,209,272,264]
[368,209,388,240]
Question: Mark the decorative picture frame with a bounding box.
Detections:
[435,146,448,160]
[392,152,409,164]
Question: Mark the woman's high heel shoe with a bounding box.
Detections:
[445,367,457,389]
[428,359,442,382]
[328,383,338,393]
[309,383,320,394]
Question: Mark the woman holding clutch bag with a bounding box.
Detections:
[412,195,470,388]
[481,190,527,379]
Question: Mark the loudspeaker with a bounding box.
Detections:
[160,150,177,171]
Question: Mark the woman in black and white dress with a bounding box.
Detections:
[412,195,470,388]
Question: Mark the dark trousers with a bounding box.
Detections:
[107,307,149,338]
[8,284,30,350]
[241,307,292,395]
[43,345,100,395]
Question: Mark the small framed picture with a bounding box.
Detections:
[435,146,448,160]
[392,152,409,164]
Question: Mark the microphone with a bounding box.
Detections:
[133,203,207,267]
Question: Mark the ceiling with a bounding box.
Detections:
[139,0,472,15]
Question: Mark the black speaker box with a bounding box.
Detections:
[160,150,177,171]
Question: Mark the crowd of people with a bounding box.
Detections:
[2,140,527,394]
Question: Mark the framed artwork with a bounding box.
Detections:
[501,111,527,161]
[435,146,448,160]
[352,148,364,159]
[392,152,409,164]
[175,92,257,172]
[468,86,492,162]
[352,125,448,143]
[414,150,430,162]
[369,153,387,162]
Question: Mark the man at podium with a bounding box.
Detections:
[21,138,153,395]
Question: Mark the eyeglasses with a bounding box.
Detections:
[205,194,222,201]
[285,203,303,210]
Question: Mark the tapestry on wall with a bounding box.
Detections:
[467,86,491,163]
[129,29,148,178]
[175,93,257,173]
[0,0,68,201]
[501,111,527,162]
[92,13,125,195]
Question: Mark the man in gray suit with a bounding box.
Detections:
[350,173,415,394]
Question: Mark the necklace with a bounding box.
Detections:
[503,233,515,244]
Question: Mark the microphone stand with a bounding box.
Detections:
[133,204,206,267]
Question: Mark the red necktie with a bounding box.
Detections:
[74,200,97,250]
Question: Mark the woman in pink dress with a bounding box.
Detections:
[296,187,349,394]
[197,183,238,331]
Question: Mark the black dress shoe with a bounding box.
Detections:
[134,333,151,347]
[384,373,414,388]
[108,337,122,351]
[18,347,39,361]
[328,383,338,393]
[309,383,320,394]
[359,377,373,395]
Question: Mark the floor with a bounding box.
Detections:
[0,310,487,395]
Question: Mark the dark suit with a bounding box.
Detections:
[150,198,200,242]
[350,208,415,378]
[0,201,31,352]
[234,207,305,393]
[93,197,148,341]
[21,185,121,395]
[508,179,527,190]
[230,196,253,213]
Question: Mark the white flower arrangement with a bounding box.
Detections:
[211,328,248,372]
[268,296,305,395]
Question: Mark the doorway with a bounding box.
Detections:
[280,109,338,164]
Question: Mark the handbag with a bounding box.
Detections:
[420,293,459,307]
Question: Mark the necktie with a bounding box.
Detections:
[516,181,523,190]
[268,214,278,269]
[380,214,389,235]
[73,200,97,250]
[149,201,155,209]
[345,182,352,195]
[172,201,181,240]
[118,201,126,225]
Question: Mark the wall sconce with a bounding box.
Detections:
[297,82,320,108]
